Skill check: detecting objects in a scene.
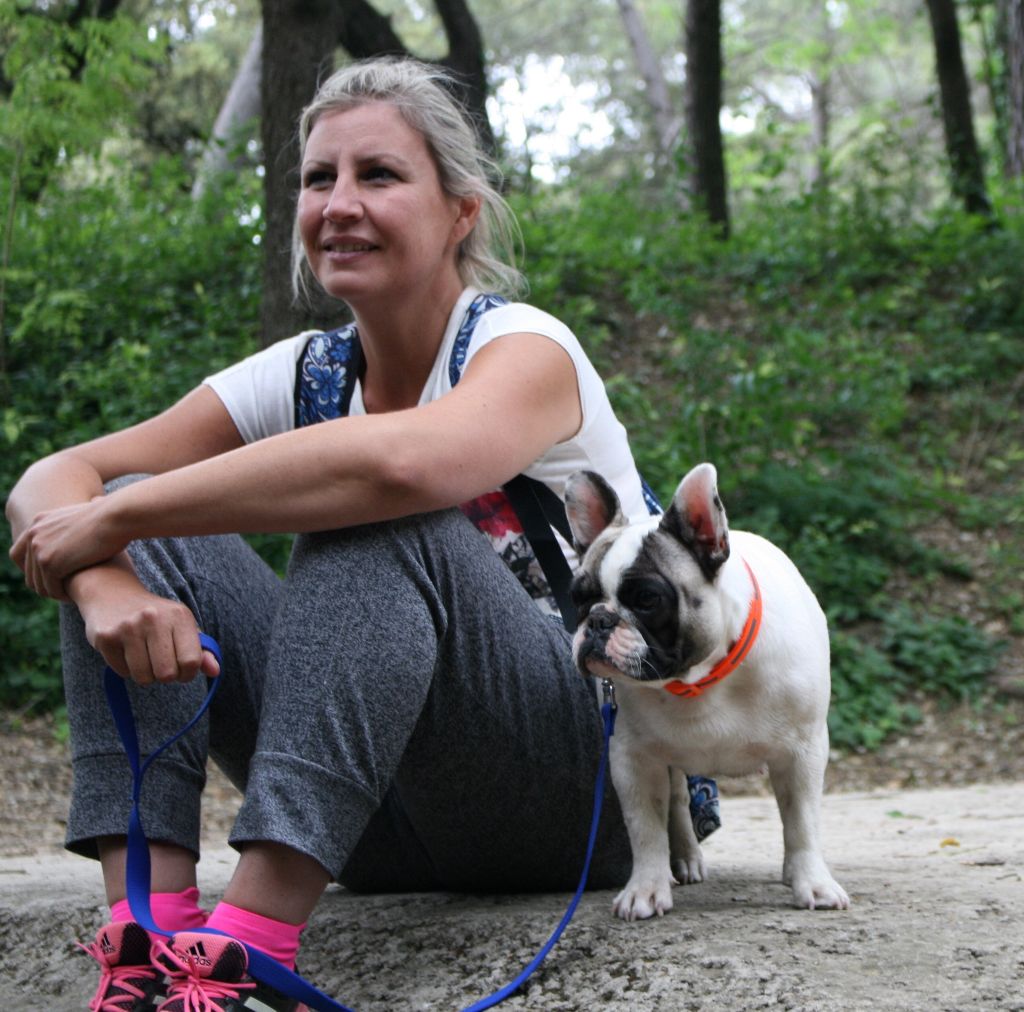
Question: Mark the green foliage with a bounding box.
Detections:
[0,4,158,189]
[726,460,909,625]
[517,175,1022,751]
[1,154,263,711]
[2,36,1021,749]
[828,607,1003,750]
[827,630,914,751]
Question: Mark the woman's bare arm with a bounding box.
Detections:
[12,332,582,588]
[9,333,580,682]
[6,386,244,682]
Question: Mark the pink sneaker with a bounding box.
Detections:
[78,921,165,1011]
[153,932,306,1011]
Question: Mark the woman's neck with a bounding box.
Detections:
[352,277,466,414]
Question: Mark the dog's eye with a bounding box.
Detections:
[620,578,672,615]
[632,589,661,612]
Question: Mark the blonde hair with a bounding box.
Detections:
[291,57,526,302]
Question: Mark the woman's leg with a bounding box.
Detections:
[60,518,283,901]
[230,508,630,902]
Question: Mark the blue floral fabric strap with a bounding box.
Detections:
[687,776,721,842]
[447,292,508,386]
[295,323,360,427]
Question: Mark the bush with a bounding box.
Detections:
[829,608,1003,751]
[2,160,1019,748]
[516,179,1019,749]
[1,160,263,711]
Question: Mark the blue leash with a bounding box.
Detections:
[103,636,618,1012]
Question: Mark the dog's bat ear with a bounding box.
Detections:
[661,462,730,577]
[565,470,624,554]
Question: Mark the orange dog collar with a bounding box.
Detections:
[663,559,762,699]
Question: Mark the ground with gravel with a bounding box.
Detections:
[2,692,1024,1011]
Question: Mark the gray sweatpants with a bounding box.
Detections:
[61,498,631,892]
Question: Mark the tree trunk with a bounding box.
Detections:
[336,0,496,155]
[808,5,834,195]
[809,71,831,191]
[1002,0,1024,178]
[924,0,992,214]
[192,24,263,200]
[684,0,729,236]
[434,0,497,156]
[615,0,679,159]
[259,0,341,346]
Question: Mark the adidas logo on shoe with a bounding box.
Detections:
[78,920,165,1012]
[179,938,213,968]
[155,931,306,1011]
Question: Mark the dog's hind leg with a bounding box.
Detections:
[668,767,707,885]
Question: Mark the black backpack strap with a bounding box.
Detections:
[503,474,577,633]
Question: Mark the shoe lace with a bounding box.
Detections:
[78,938,159,1011]
[154,938,257,1012]
[162,972,256,1011]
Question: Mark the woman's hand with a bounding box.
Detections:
[10,497,126,601]
[70,571,221,685]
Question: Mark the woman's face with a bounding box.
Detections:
[298,102,478,308]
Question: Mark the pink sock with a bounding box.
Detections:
[111,886,208,941]
[205,901,305,971]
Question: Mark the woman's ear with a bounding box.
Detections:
[451,195,481,246]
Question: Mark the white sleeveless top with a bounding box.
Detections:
[204,287,654,617]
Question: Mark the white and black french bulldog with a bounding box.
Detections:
[565,462,849,920]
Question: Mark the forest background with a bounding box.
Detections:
[1,0,1022,755]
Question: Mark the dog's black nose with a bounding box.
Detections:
[587,607,618,634]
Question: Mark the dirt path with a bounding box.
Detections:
[3,781,1022,1011]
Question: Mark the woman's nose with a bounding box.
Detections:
[323,177,362,221]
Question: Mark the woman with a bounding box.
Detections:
[7,58,652,1011]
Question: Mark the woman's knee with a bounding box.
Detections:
[291,508,473,561]
[284,509,484,608]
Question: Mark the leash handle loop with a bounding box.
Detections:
[103,635,356,1012]
[103,635,615,1012]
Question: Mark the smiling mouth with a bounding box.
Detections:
[328,242,374,251]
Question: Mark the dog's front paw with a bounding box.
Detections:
[612,873,675,921]
[671,853,707,885]
[786,854,850,910]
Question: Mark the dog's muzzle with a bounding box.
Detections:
[585,605,618,637]
[575,606,623,676]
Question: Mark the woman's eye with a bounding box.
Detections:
[364,166,398,182]
[302,170,332,189]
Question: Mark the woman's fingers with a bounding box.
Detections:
[169,619,206,684]
[118,627,156,686]
[12,501,122,601]
[87,594,209,687]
